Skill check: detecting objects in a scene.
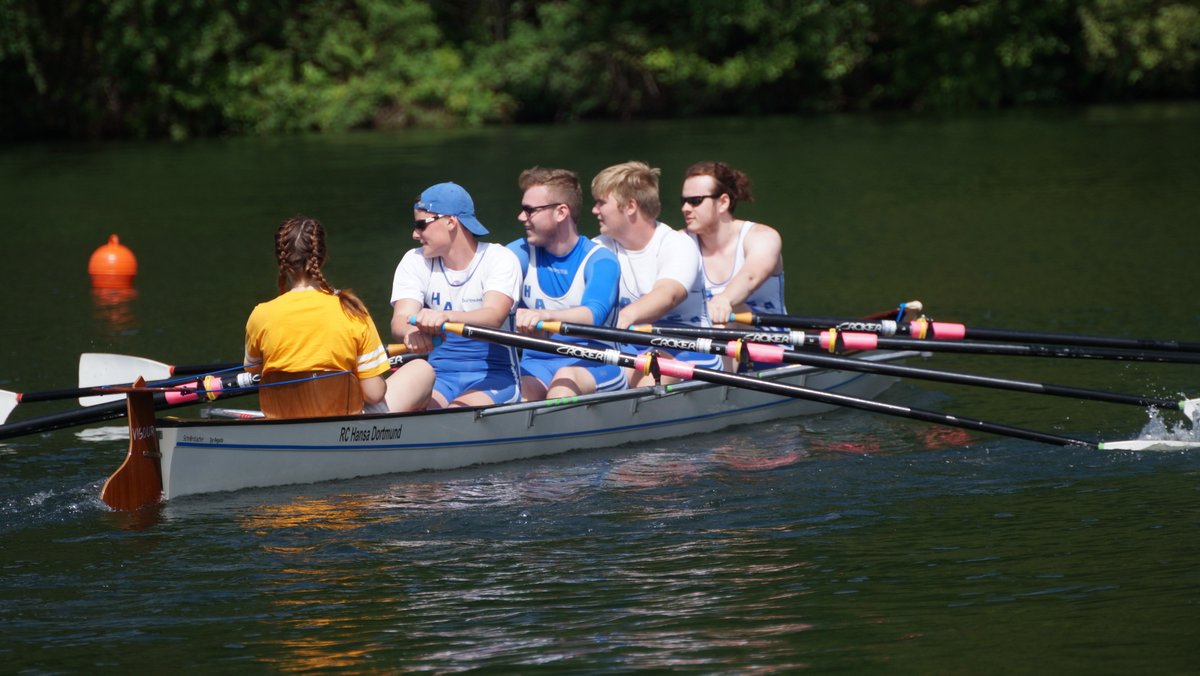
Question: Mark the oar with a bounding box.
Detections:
[631,323,1200,365]
[1,371,250,424]
[0,372,258,441]
[542,321,1200,424]
[1,350,431,438]
[733,311,1200,354]
[445,322,1197,452]
[75,343,412,407]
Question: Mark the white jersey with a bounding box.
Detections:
[690,220,787,315]
[391,242,522,372]
[594,222,711,327]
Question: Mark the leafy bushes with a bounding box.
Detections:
[1,0,1196,140]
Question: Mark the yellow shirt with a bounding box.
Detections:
[244,290,390,379]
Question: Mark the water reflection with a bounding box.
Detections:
[91,286,138,335]
[240,495,379,532]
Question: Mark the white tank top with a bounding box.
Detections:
[691,220,787,315]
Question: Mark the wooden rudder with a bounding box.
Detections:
[100,379,163,511]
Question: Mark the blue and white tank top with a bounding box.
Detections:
[691,220,787,316]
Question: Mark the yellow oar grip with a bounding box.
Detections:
[443,322,466,335]
[386,343,409,356]
[731,312,754,324]
[540,320,563,334]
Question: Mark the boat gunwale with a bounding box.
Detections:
[157,350,922,430]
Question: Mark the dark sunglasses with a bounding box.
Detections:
[520,203,563,217]
[680,194,721,207]
[413,214,450,231]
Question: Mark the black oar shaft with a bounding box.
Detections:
[639,323,1200,364]
[12,375,227,405]
[0,399,132,439]
[454,323,1094,449]
[0,374,252,441]
[554,322,1182,411]
[744,312,1200,354]
[957,326,1200,352]
[871,336,1200,364]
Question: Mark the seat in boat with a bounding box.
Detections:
[258,371,363,419]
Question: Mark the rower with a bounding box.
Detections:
[506,167,626,401]
[243,216,390,418]
[590,161,723,387]
[385,182,524,411]
[681,161,786,371]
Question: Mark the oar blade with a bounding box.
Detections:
[1182,398,1200,424]
[99,381,163,511]
[78,353,172,406]
[1098,439,1200,452]
[0,389,17,424]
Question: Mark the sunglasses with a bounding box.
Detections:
[680,194,721,207]
[413,214,450,231]
[520,203,563,218]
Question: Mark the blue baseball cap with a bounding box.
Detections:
[414,182,489,237]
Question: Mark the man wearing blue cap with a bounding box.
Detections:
[385,182,523,411]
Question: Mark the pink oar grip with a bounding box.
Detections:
[840,332,880,350]
[634,354,695,380]
[165,385,199,405]
[730,341,785,363]
[819,332,879,351]
[931,322,966,340]
[163,376,224,405]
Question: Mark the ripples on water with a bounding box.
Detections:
[5,406,1199,672]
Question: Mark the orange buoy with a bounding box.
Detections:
[88,234,138,289]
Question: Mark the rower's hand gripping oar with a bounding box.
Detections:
[544,321,1200,426]
[733,311,1200,354]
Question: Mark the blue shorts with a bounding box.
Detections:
[432,368,520,405]
[521,356,628,393]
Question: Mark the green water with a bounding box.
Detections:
[2,103,1199,672]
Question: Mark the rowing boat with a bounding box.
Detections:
[106,351,916,506]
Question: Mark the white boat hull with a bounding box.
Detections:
[157,354,913,499]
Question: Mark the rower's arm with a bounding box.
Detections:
[390,298,424,341]
[708,224,783,321]
[515,305,597,332]
[616,279,687,329]
[436,290,515,329]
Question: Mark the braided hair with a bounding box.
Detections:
[275,216,369,320]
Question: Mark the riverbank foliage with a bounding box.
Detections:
[2,0,1197,141]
